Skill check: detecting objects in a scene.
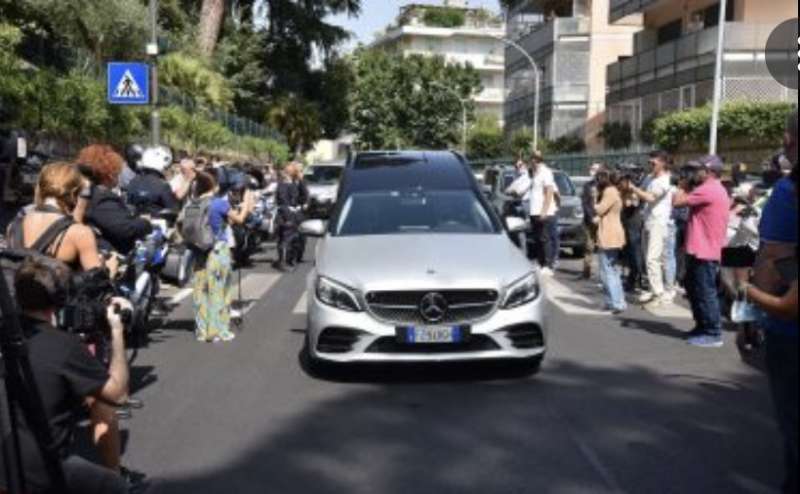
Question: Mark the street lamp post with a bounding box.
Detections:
[148,0,160,147]
[492,35,541,153]
[429,82,469,155]
[708,0,729,155]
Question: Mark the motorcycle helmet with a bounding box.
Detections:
[140,146,173,175]
[125,143,145,171]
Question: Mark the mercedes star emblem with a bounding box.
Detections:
[419,292,448,324]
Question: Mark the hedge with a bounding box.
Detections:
[650,102,795,152]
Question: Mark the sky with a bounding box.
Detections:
[328,0,503,52]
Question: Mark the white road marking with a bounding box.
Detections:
[167,288,193,306]
[235,272,282,317]
[545,276,607,316]
[293,291,308,315]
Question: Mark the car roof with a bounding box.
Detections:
[343,151,474,192]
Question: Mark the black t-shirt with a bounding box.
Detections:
[0,318,109,492]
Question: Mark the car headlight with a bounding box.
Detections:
[315,276,363,312]
[501,272,540,309]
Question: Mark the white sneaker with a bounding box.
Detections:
[231,308,242,319]
[638,292,655,303]
[661,291,676,304]
[540,267,555,277]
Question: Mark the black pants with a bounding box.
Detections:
[766,333,799,493]
[530,216,555,269]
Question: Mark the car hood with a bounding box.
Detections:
[308,184,338,201]
[316,234,533,292]
[558,195,583,223]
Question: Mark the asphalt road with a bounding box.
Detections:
[117,247,784,494]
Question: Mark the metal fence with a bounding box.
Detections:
[470,149,654,177]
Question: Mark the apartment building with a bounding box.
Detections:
[607,0,798,140]
[504,0,640,150]
[371,0,507,126]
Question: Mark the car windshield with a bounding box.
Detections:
[335,189,498,236]
[305,166,343,185]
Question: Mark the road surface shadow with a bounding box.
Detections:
[146,359,782,494]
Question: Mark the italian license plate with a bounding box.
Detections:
[398,326,467,344]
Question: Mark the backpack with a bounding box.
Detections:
[0,216,74,314]
[179,196,215,253]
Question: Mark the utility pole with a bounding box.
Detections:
[148,0,160,147]
[709,0,728,155]
[492,35,541,153]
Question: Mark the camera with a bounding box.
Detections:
[58,268,128,338]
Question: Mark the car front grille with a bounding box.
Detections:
[365,335,501,354]
[365,290,499,325]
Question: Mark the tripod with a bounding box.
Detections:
[0,265,68,494]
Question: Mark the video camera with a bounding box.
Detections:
[58,268,130,340]
[1,132,47,206]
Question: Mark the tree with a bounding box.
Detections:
[349,50,482,150]
[600,122,633,150]
[267,96,322,156]
[467,115,504,159]
[197,0,225,58]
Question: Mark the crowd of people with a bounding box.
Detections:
[0,142,314,493]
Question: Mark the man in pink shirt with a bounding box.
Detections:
[673,155,731,348]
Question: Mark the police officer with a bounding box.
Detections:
[126,146,178,216]
[273,162,308,271]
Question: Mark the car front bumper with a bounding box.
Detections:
[558,221,586,249]
[307,289,549,364]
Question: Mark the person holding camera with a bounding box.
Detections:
[78,145,152,256]
[628,150,676,308]
[192,171,255,343]
[6,162,126,475]
[672,155,731,348]
[0,258,132,494]
[7,162,102,272]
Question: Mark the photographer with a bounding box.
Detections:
[673,155,730,348]
[78,145,152,256]
[0,258,131,494]
[618,171,645,293]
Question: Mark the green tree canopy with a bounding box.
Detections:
[349,50,482,150]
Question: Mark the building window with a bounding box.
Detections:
[657,19,683,45]
[680,85,696,110]
[701,0,735,29]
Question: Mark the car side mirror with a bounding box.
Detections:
[505,216,527,233]
[300,219,327,237]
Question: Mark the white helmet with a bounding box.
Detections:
[140,146,173,174]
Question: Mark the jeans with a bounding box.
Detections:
[766,332,799,494]
[548,219,560,265]
[685,255,722,336]
[598,249,627,311]
[530,216,555,269]
[664,221,677,292]
[644,221,668,296]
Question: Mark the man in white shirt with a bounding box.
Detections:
[529,154,558,273]
[630,150,675,306]
[505,160,534,257]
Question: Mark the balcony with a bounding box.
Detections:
[610,0,671,23]
[606,22,775,103]
[505,17,591,68]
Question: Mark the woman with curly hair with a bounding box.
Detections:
[77,144,152,255]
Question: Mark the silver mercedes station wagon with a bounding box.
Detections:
[300,151,548,373]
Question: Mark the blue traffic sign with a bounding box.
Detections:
[107,62,150,105]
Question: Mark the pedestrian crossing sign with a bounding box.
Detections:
[107,62,150,105]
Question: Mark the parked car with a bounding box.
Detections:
[304,160,345,219]
[483,164,587,256]
[300,151,548,373]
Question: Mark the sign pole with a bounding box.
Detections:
[708,0,728,155]
[149,0,160,147]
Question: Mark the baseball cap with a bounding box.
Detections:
[685,155,724,172]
